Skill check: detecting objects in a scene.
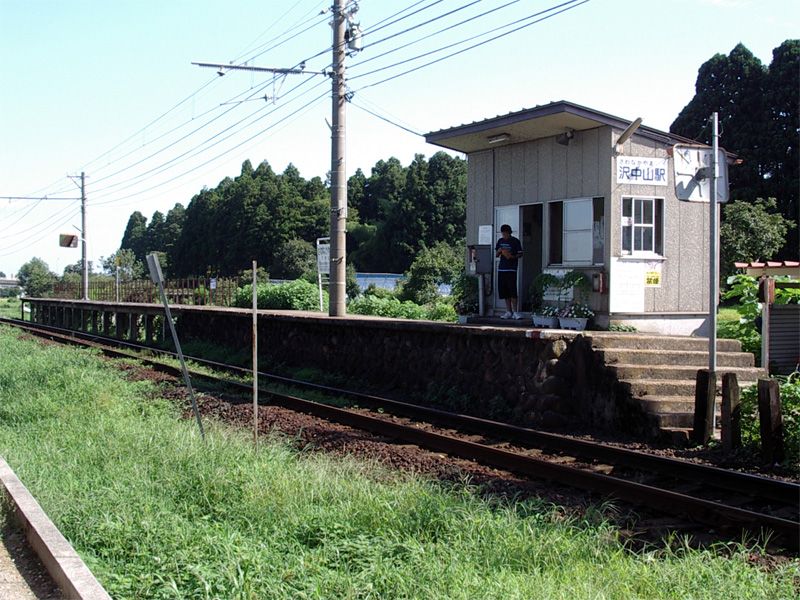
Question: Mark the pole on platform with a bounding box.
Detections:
[252,261,258,448]
[146,253,205,440]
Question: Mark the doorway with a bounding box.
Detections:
[520,204,543,312]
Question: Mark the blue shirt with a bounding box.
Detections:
[495,236,522,271]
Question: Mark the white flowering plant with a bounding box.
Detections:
[559,303,594,319]
[538,305,560,317]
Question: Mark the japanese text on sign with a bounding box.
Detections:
[617,156,668,186]
[644,270,661,287]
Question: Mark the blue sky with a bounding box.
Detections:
[1,0,797,276]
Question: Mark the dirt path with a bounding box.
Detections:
[0,505,63,600]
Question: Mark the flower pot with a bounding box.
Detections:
[457,315,469,324]
[532,314,559,328]
[558,317,588,331]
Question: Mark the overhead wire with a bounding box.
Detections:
[93,87,331,208]
[90,73,330,203]
[351,0,589,91]
[351,0,521,70]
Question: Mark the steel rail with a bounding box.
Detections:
[3,317,798,548]
[3,317,795,505]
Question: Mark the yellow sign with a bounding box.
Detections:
[644,271,661,287]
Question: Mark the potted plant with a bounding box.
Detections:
[529,272,561,327]
[558,302,594,330]
[452,272,479,324]
[533,304,561,328]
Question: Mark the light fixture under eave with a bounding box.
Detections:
[556,129,575,146]
[487,133,510,144]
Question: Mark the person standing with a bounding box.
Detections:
[495,224,523,319]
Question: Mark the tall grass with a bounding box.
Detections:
[0,325,796,599]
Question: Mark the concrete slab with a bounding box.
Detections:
[0,457,110,600]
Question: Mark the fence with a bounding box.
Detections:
[52,277,240,307]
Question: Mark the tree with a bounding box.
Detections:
[17,257,56,297]
[144,210,167,253]
[397,242,462,305]
[120,211,148,262]
[0,271,6,278]
[271,239,316,280]
[720,197,795,279]
[671,41,799,257]
[101,248,144,281]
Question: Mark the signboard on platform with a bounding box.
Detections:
[59,233,78,248]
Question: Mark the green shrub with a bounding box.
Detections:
[363,284,396,300]
[451,272,478,315]
[347,295,426,319]
[398,242,461,305]
[425,301,457,322]
[234,280,326,311]
[739,375,800,469]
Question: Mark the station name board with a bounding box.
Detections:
[616,156,668,186]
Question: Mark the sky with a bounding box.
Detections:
[1,0,797,277]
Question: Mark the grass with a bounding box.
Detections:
[0,325,797,599]
[0,297,22,319]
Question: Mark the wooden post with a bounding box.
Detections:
[692,369,716,445]
[721,372,741,452]
[115,313,124,339]
[102,312,112,336]
[145,314,154,345]
[757,379,784,465]
[129,313,139,343]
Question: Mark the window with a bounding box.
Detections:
[621,197,663,256]
[548,197,604,265]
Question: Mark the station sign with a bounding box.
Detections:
[59,234,79,248]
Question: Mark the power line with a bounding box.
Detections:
[349,99,423,137]
[89,76,329,203]
[352,0,521,71]
[352,0,589,90]
[0,196,79,201]
[92,87,331,207]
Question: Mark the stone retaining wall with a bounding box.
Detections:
[176,311,634,433]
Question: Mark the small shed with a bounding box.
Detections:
[426,100,731,335]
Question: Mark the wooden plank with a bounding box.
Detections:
[757,379,784,465]
[721,372,741,451]
[692,369,716,445]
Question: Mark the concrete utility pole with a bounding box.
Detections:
[708,113,719,373]
[80,172,88,301]
[329,0,348,316]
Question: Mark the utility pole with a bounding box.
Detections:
[708,113,719,374]
[193,3,360,317]
[80,172,88,301]
[329,0,347,316]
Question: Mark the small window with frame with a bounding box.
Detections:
[621,196,663,256]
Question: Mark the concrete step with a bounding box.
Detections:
[624,379,700,397]
[609,363,766,382]
[587,333,742,352]
[638,395,695,414]
[597,348,755,367]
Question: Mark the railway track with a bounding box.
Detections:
[3,316,798,550]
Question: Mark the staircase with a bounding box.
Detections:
[587,333,766,443]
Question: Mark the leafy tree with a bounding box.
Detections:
[0,271,6,278]
[102,249,144,281]
[720,197,795,279]
[398,242,462,305]
[144,211,167,254]
[671,40,799,257]
[271,239,316,280]
[120,211,148,262]
[17,257,56,297]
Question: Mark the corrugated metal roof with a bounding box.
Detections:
[424,100,705,153]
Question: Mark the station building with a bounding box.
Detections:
[426,100,731,336]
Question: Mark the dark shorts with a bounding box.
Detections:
[498,271,518,299]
